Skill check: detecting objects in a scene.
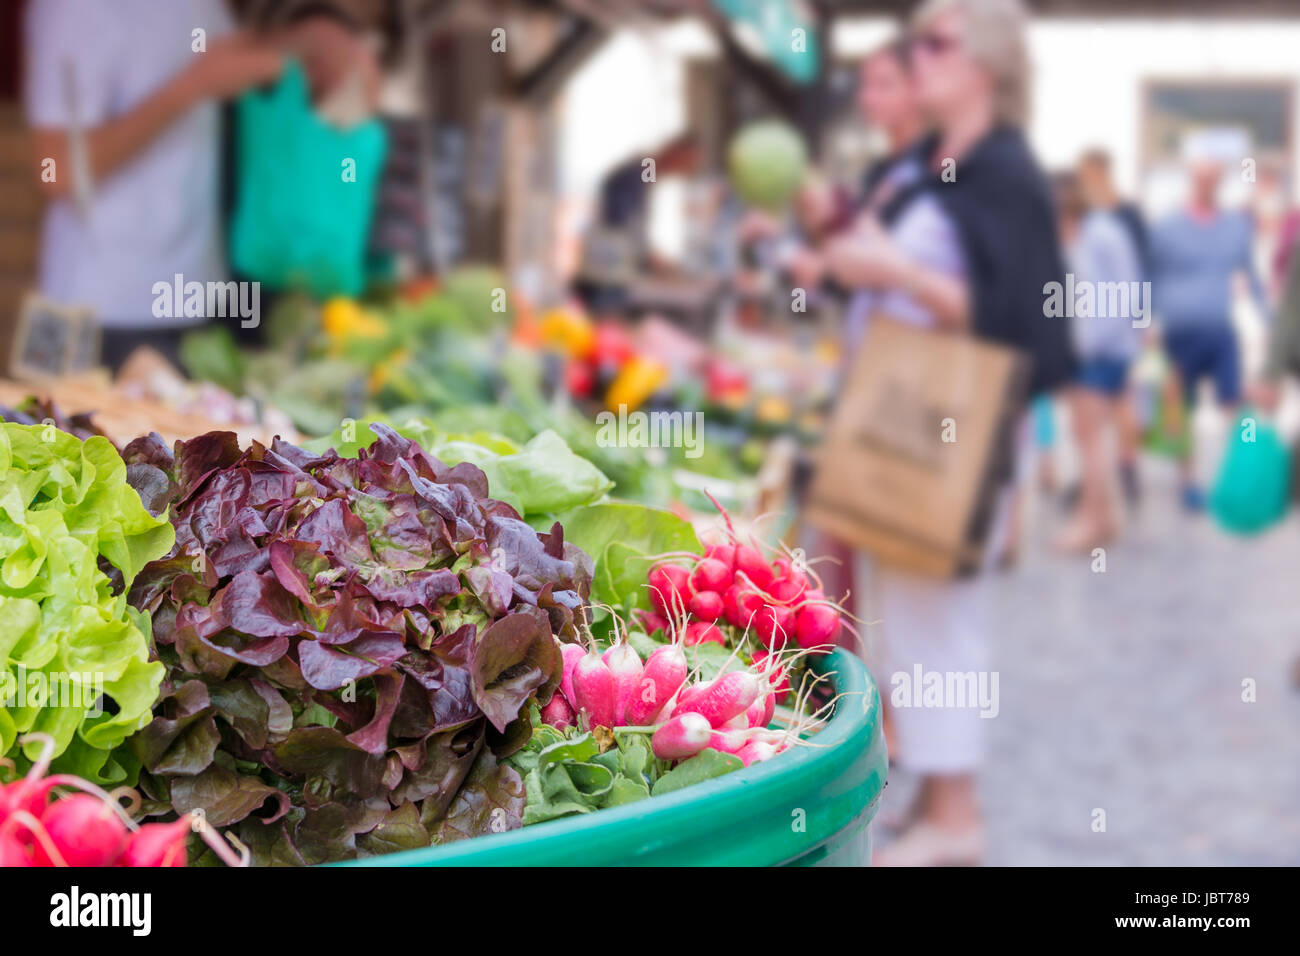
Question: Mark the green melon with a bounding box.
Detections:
[727,120,809,210]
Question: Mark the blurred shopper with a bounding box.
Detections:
[1078,149,1149,277]
[1076,149,1146,510]
[1149,153,1268,511]
[825,0,1073,867]
[25,0,284,371]
[748,38,923,338]
[1255,227,1300,410]
[1053,173,1143,551]
[825,38,927,353]
[857,38,926,217]
[742,171,855,299]
[1268,205,1300,303]
[574,134,704,316]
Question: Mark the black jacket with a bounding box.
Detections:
[882,126,1077,397]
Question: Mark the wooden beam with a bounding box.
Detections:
[512,18,607,105]
[701,5,803,117]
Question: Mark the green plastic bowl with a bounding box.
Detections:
[346,649,887,867]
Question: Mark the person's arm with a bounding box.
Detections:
[825,217,970,330]
[1237,217,1272,320]
[1263,244,1300,383]
[29,33,283,201]
[1105,218,1143,287]
[887,257,970,330]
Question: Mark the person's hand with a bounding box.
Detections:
[825,216,907,288]
[1249,378,1282,414]
[283,16,381,107]
[786,248,825,289]
[738,210,780,243]
[186,33,285,101]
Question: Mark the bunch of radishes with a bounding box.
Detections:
[542,619,819,769]
[637,535,845,654]
[0,734,246,868]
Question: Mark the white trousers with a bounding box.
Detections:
[855,488,1012,776]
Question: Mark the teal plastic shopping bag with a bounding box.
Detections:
[1209,410,1292,535]
[229,61,388,298]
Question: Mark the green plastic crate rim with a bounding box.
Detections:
[344,648,887,866]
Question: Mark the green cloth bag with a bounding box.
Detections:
[1209,410,1292,535]
[229,61,388,298]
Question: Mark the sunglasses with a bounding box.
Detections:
[910,31,961,56]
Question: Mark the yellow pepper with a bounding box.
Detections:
[755,395,792,424]
[538,307,595,359]
[605,356,668,413]
[323,297,388,344]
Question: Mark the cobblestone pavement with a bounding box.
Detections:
[877,454,1300,866]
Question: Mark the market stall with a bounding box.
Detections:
[0,0,884,869]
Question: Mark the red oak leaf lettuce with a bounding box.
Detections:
[126,425,586,864]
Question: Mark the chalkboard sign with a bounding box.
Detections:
[429,124,467,271]
[9,293,99,379]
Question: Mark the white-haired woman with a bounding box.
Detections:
[826,0,1075,866]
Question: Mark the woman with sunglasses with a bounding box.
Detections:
[826,0,1075,867]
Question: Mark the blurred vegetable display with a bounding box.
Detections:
[306,420,613,526]
[176,282,768,514]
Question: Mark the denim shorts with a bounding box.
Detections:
[1162,325,1241,405]
[1076,355,1132,398]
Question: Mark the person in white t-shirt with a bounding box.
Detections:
[24,0,283,370]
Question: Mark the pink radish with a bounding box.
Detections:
[120,817,192,867]
[751,650,792,702]
[647,563,690,615]
[767,573,808,604]
[745,691,775,727]
[687,670,763,728]
[651,713,712,761]
[754,604,795,648]
[669,680,710,719]
[0,831,32,867]
[795,602,842,650]
[687,589,723,622]
[733,544,772,589]
[689,557,731,595]
[559,642,586,706]
[684,620,724,646]
[626,644,688,725]
[707,728,750,754]
[33,794,128,867]
[722,583,764,630]
[540,692,575,729]
[602,641,644,725]
[736,740,778,766]
[571,652,616,728]
[0,778,55,842]
[705,542,736,571]
[635,610,670,636]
